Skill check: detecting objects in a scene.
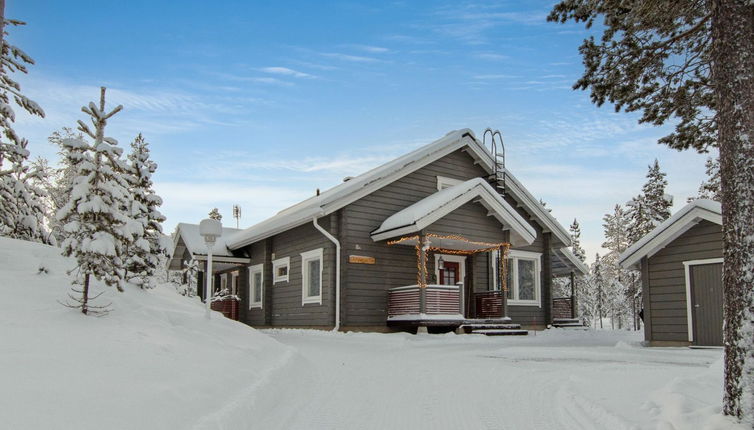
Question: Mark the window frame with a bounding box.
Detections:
[272,256,290,284]
[300,248,324,305]
[248,264,263,309]
[491,249,542,307]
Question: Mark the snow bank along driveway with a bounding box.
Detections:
[0,237,293,430]
[252,329,741,430]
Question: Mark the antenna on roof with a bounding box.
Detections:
[232,205,241,229]
[482,128,506,196]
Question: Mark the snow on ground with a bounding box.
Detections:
[0,237,292,430]
[0,237,744,430]
[253,329,743,430]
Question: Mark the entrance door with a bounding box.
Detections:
[689,262,724,346]
[439,262,460,285]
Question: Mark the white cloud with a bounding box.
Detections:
[260,67,314,79]
[345,44,390,53]
[320,52,381,63]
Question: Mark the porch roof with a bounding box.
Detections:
[370,178,536,247]
[551,247,589,277]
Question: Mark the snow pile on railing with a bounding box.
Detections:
[0,237,293,430]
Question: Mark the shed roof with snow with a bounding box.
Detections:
[618,199,722,269]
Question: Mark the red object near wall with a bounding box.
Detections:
[211,297,240,321]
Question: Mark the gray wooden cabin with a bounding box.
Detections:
[619,199,723,346]
[170,129,587,332]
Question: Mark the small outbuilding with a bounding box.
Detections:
[619,199,723,346]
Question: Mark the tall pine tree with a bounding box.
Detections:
[57,87,134,314]
[124,133,166,288]
[626,161,671,244]
[570,218,586,262]
[0,14,46,241]
[549,0,754,418]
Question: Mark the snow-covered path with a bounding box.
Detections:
[251,330,737,430]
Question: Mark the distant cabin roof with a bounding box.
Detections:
[226,129,572,250]
[619,199,722,269]
[370,177,536,247]
[173,222,241,257]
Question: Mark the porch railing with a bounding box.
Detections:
[473,291,504,319]
[387,285,462,320]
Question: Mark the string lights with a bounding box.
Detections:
[388,233,511,290]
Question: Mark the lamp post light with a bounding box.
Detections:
[199,218,223,319]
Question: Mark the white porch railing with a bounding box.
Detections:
[387,284,463,321]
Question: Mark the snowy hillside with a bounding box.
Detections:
[0,237,293,430]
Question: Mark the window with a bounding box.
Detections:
[491,249,541,306]
[231,271,239,295]
[436,175,463,190]
[301,248,323,305]
[249,264,263,309]
[272,256,290,284]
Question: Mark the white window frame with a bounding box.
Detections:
[248,264,263,309]
[272,256,290,284]
[494,249,542,307]
[301,248,324,305]
[683,258,724,342]
[231,271,239,296]
[436,175,463,191]
[434,254,466,286]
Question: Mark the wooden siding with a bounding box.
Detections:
[645,220,722,342]
[239,217,335,328]
[341,149,548,327]
[503,194,547,327]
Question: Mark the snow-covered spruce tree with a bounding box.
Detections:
[123,133,166,288]
[601,204,634,329]
[591,253,606,329]
[625,195,654,245]
[570,218,586,262]
[208,207,222,221]
[57,87,135,315]
[642,160,672,222]
[0,14,46,241]
[549,0,754,419]
[692,156,721,202]
[45,127,86,242]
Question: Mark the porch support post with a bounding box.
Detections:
[501,230,510,319]
[418,233,427,314]
[543,233,553,325]
[570,270,576,319]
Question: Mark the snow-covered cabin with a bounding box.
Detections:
[171,129,588,332]
[619,199,723,346]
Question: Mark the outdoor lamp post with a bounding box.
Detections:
[199,218,222,319]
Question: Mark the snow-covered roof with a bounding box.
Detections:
[173,223,241,257]
[552,247,589,276]
[370,178,536,246]
[226,129,572,250]
[619,199,722,269]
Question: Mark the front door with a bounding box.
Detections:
[439,261,460,285]
[690,263,724,346]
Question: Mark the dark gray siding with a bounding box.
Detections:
[340,149,548,327]
[645,220,722,342]
[499,192,548,327]
[239,216,335,328]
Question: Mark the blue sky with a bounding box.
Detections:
[10,1,712,261]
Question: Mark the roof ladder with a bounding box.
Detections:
[482,128,506,196]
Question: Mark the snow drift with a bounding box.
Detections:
[0,237,293,430]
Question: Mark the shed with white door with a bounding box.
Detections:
[619,199,723,346]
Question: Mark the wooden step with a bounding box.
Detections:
[471,328,528,336]
[461,323,522,330]
[552,318,581,324]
